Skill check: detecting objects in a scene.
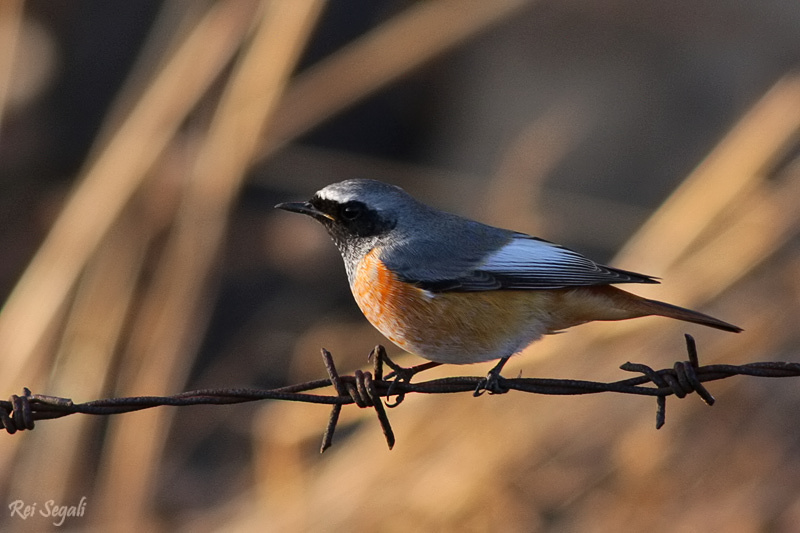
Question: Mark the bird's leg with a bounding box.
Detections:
[370,346,441,407]
[373,345,441,382]
[474,356,511,396]
[386,361,442,382]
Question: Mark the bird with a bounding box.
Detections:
[276,179,741,394]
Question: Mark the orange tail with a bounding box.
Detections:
[585,285,743,333]
[639,297,742,333]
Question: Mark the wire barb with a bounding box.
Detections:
[321,348,345,453]
[1,335,799,448]
[620,335,715,428]
[321,348,395,451]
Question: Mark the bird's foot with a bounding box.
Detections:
[369,346,440,407]
[474,357,511,396]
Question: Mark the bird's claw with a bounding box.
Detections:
[473,357,511,396]
[473,370,510,396]
[369,346,440,407]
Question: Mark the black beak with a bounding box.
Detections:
[274,201,333,222]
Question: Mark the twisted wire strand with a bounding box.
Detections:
[1,335,797,450]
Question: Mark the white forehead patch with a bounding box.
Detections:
[316,181,361,203]
[315,179,412,210]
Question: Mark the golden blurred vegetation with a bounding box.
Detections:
[1,1,800,531]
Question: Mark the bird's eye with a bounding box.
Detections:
[341,202,363,221]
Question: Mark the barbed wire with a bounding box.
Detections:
[1,335,798,451]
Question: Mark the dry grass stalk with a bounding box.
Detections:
[615,74,800,276]
[0,0,24,133]
[519,74,800,355]
[260,0,534,158]
[91,1,324,528]
[6,191,160,506]
[482,98,591,233]
[0,1,255,394]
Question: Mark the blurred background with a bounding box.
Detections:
[1,0,800,531]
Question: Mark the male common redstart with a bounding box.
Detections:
[276,179,741,393]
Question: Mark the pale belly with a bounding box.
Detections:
[357,289,554,364]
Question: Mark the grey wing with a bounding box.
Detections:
[384,231,658,292]
[472,234,659,290]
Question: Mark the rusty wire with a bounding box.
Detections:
[1,335,798,451]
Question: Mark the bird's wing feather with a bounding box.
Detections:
[385,231,658,292]
[472,234,658,289]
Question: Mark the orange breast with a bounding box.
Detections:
[351,249,554,364]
